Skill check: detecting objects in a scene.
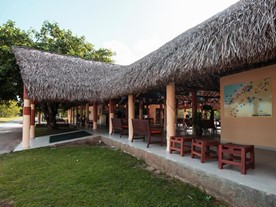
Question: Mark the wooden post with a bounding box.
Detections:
[128,95,134,140]
[37,111,41,124]
[30,100,35,139]
[192,90,198,135]
[72,108,75,124]
[80,105,83,118]
[109,99,115,134]
[93,104,97,130]
[22,86,30,149]
[160,104,163,125]
[166,83,176,151]
[138,99,143,119]
[67,109,71,123]
[85,104,89,127]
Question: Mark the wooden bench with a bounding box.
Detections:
[191,139,220,163]
[131,119,163,148]
[111,118,128,137]
[169,136,193,156]
[218,143,255,174]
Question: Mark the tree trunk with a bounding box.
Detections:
[42,102,58,129]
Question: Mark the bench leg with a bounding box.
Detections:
[218,145,223,169]
[241,148,246,174]
[250,148,255,169]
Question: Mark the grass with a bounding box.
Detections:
[0,145,227,207]
[0,117,21,123]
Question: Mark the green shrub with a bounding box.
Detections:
[0,100,21,117]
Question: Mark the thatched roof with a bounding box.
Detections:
[12,47,126,102]
[13,0,276,102]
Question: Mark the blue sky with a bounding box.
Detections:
[1,0,238,65]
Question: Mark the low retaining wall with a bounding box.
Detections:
[101,136,276,207]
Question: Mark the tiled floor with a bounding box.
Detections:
[14,126,276,196]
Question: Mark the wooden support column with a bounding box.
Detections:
[128,95,134,140]
[30,100,35,139]
[80,105,83,118]
[37,111,41,124]
[22,86,30,149]
[138,99,143,119]
[160,104,163,125]
[109,99,115,134]
[93,104,97,130]
[166,83,176,151]
[75,106,79,124]
[72,108,75,124]
[85,104,89,127]
[192,90,198,135]
[67,109,71,123]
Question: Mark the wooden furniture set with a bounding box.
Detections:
[111,118,255,174]
[169,136,255,174]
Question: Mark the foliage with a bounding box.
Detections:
[0,20,32,101]
[0,20,115,128]
[31,21,114,63]
[0,145,225,207]
[0,20,114,100]
[192,111,203,127]
[0,100,21,117]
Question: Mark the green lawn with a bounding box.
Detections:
[0,145,226,207]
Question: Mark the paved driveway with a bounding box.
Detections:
[0,118,22,155]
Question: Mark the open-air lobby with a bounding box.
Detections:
[12,0,276,206]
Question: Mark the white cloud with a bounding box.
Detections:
[102,40,137,65]
[103,36,165,65]
[103,0,239,66]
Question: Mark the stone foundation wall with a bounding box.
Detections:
[101,136,276,207]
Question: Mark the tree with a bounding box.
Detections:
[0,100,21,117]
[0,20,115,129]
[31,21,114,129]
[0,20,33,101]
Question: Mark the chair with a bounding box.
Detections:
[132,119,163,148]
[111,118,128,137]
[184,118,192,130]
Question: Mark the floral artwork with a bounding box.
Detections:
[224,78,272,117]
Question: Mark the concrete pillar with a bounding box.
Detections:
[80,105,83,117]
[75,106,79,124]
[192,90,197,135]
[22,86,30,149]
[128,95,134,140]
[166,83,176,151]
[163,105,167,131]
[93,104,97,130]
[109,99,115,134]
[30,100,35,139]
[72,108,75,124]
[138,99,143,119]
[160,104,163,125]
[37,111,41,124]
[85,104,89,127]
[67,109,71,123]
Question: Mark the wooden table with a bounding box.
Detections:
[191,139,220,163]
[218,143,255,174]
[169,136,193,156]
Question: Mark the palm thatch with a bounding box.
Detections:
[13,0,276,102]
[105,0,276,99]
[12,47,126,102]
